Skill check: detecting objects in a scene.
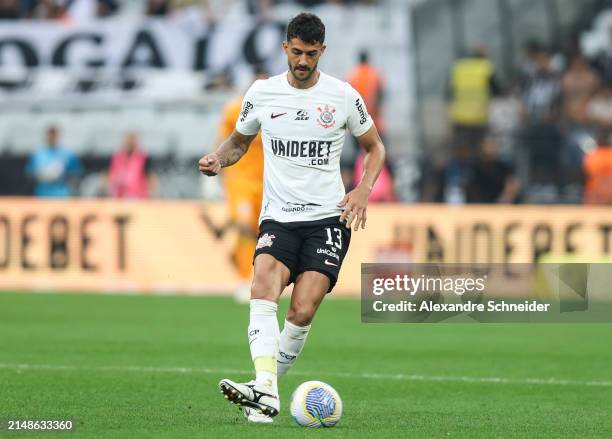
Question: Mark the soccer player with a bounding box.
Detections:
[199,12,386,423]
[217,66,267,303]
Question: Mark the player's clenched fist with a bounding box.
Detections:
[199,153,222,176]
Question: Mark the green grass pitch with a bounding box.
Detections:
[1,292,611,438]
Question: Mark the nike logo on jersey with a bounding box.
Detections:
[324,259,338,267]
[270,112,287,119]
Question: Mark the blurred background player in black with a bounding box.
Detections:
[466,134,519,204]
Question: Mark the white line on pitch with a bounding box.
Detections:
[0,362,611,387]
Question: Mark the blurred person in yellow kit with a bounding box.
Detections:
[218,65,268,303]
[449,47,501,150]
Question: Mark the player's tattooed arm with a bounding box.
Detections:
[217,130,257,167]
[338,125,386,231]
[199,130,256,176]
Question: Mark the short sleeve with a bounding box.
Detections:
[235,81,261,136]
[345,83,374,137]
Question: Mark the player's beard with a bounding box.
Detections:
[289,61,318,83]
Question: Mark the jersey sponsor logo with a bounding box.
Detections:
[317,248,340,260]
[281,201,321,213]
[270,138,332,166]
[256,233,275,249]
[240,101,253,122]
[316,104,336,129]
[324,259,339,267]
[355,98,368,125]
[295,110,309,121]
[270,112,287,119]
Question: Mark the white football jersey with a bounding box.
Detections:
[235,71,374,223]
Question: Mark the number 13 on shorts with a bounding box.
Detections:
[325,227,343,249]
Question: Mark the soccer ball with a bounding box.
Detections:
[289,381,342,427]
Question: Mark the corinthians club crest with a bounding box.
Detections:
[256,233,275,249]
[317,104,336,129]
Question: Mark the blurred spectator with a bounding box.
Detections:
[66,0,118,20]
[147,0,172,16]
[347,50,385,134]
[204,67,234,91]
[587,87,612,129]
[561,52,601,127]
[466,135,519,203]
[521,47,561,123]
[32,0,70,21]
[583,129,612,204]
[21,0,118,20]
[296,0,326,6]
[592,25,612,87]
[96,0,118,17]
[520,41,543,80]
[421,143,472,204]
[296,0,381,6]
[26,126,82,197]
[449,47,501,150]
[520,40,564,80]
[107,131,157,198]
[173,0,235,21]
[518,46,565,192]
[0,0,18,19]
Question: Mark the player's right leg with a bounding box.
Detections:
[277,218,351,377]
[219,253,291,419]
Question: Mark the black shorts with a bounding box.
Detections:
[254,216,351,293]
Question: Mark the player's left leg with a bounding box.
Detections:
[277,271,330,377]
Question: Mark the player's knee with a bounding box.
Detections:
[287,303,316,326]
[250,265,283,301]
[250,273,275,301]
[251,255,288,300]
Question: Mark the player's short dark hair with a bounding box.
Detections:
[286,13,325,45]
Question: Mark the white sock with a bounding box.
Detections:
[248,299,279,393]
[277,319,311,378]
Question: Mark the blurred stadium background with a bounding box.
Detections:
[3,0,612,293]
[2,2,612,437]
